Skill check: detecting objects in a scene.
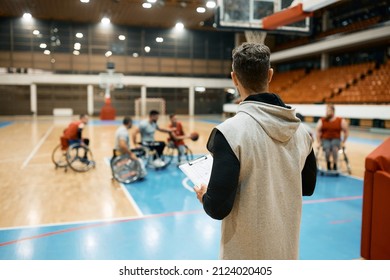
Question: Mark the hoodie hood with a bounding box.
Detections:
[237,100,300,143]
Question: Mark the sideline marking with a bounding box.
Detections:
[104,157,144,217]
[303,195,362,204]
[0,209,204,247]
[21,125,54,170]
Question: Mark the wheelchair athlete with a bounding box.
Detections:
[62,114,94,166]
[316,104,349,171]
[167,113,198,165]
[111,117,147,183]
[132,110,174,168]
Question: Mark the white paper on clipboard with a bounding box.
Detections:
[179,154,213,186]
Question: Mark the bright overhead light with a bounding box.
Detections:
[196,7,206,13]
[206,1,216,9]
[74,43,81,50]
[43,50,51,55]
[132,53,139,58]
[105,51,112,57]
[75,33,83,38]
[23,13,32,19]
[118,35,126,40]
[156,37,163,43]
[39,43,47,49]
[80,0,90,3]
[147,0,157,3]
[142,3,152,8]
[175,22,184,30]
[73,50,80,55]
[33,30,40,35]
[144,46,151,53]
[101,17,110,24]
[195,86,206,92]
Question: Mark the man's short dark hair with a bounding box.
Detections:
[149,110,159,116]
[232,43,271,92]
[123,116,132,125]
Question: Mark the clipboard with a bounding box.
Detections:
[179,154,213,186]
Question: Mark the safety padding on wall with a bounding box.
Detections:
[361,137,390,260]
[100,97,116,120]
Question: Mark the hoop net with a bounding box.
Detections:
[244,30,267,44]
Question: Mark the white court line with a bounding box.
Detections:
[103,157,144,217]
[182,177,195,192]
[21,125,54,170]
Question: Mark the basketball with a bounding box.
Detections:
[190,132,199,141]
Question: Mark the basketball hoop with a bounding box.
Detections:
[99,72,124,99]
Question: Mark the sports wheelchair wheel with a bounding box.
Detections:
[315,146,351,176]
[165,142,194,165]
[66,143,95,172]
[141,143,173,169]
[111,155,141,184]
[52,144,68,169]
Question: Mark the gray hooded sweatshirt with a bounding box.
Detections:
[214,100,313,260]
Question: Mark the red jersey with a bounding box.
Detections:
[63,121,82,140]
[169,121,185,146]
[321,117,342,139]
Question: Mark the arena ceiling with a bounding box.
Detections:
[0,0,217,30]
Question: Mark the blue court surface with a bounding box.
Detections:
[0,161,363,260]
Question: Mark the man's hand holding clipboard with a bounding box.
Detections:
[179,154,213,203]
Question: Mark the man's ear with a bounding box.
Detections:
[231,71,239,87]
[268,68,274,83]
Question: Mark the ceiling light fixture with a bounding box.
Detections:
[196,7,206,13]
[22,13,32,19]
[101,17,110,24]
[206,1,216,9]
[175,22,184,30]
[144,46,151,53]
[156,37,163,43]
[80,0,90,3]
[132,53,139,58]
[105,51,112,57]
[118,35,126,40]
[147,0,157,3]
[40,43,47,49]
[74,43,81,50]
[33,30,40,35]
[73,50,80,55]
[142,3,152,8]
[76,33,83,38]
[43,50,51,55]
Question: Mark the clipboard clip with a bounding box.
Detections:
[188,155,208,166]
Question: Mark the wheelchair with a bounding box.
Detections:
[138,141,174,169]
[51,137,95,172]
[111,155,142,184]
[315,145,351,176]
[164,140,194,166]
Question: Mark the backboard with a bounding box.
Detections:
[216,0,312,35]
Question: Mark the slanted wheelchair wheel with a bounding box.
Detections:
[111,155,140,184]
[184,146,194,162]
[143,145,173,169]
[66,143,95,172]
[51,144,68,169]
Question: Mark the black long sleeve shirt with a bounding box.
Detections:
[202,93,317,220]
